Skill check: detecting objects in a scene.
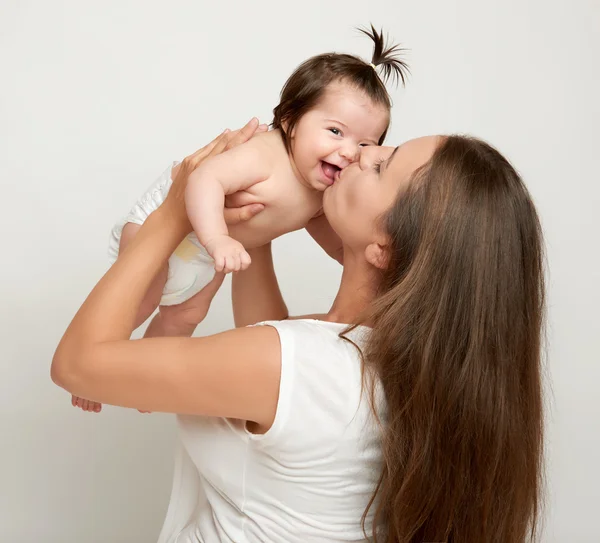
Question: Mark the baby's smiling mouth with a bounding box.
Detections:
[320,161,341,183]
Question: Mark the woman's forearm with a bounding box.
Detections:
[232,243,288,327]
[54,206,188,365]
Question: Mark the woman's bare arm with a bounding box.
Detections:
[232,243,288,327]
[53,122,281,427]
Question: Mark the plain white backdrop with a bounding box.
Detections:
[1,0,598,541]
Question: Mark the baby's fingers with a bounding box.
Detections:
[224,255,236,274]
[214,255,226,273]
[240,251,252,271]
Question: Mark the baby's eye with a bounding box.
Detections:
[359,143,371,148]
[328,128,342,136]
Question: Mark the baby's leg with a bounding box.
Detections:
[160,234,216,307]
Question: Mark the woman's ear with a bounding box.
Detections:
[365,242,390,270]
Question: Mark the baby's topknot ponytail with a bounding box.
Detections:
[359,24,409,87]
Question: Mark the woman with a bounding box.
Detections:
[52,119,545,542]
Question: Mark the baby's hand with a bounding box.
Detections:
[204,235,251,273]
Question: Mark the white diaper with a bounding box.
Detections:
[108,162,216,306]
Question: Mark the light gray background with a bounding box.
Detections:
[1,0,598,541]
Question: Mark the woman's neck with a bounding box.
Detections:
[324,250,380,325]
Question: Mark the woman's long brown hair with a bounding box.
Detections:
[361,135,545,542]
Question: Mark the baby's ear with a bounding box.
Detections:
[365,242,390,270]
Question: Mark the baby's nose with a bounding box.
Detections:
[339,144,359,164]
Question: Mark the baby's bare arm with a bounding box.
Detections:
[185,142,272,247]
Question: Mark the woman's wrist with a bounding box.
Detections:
[152,203,192,240]
[246,242,272,257]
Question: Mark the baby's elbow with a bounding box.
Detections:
[186,165,211,190]
[185,168,209,205]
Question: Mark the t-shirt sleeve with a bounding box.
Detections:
[245,320,297,445]
[245,320,363,453]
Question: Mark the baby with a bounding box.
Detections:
[73,26,407,412]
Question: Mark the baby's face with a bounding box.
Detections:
[289,81,389,191]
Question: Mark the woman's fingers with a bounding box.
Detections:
[184,117,263,166]
[164,118,263,220]
[224,118,260,151]
[183,130,229,169]
[207,118,262,159]
[223,203,265,225]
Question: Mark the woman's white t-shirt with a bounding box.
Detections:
[157,319,385,543]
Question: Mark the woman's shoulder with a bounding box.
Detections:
[253,318,370,376]
[255,317,368,344]
[248,318,381,448]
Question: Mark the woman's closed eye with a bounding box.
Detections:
[373,158,385,174]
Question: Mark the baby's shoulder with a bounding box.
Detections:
[245,129,288,161]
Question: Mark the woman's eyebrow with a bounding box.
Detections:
[383,146,400,172]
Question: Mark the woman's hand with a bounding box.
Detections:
[162,118,268,231]
[52,119,271,408]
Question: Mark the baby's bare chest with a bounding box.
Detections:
[226,174,323,247]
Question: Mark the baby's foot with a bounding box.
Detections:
[205,236,251,273]
[71,394,102,413]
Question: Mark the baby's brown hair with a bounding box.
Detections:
[272,25,409,152]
